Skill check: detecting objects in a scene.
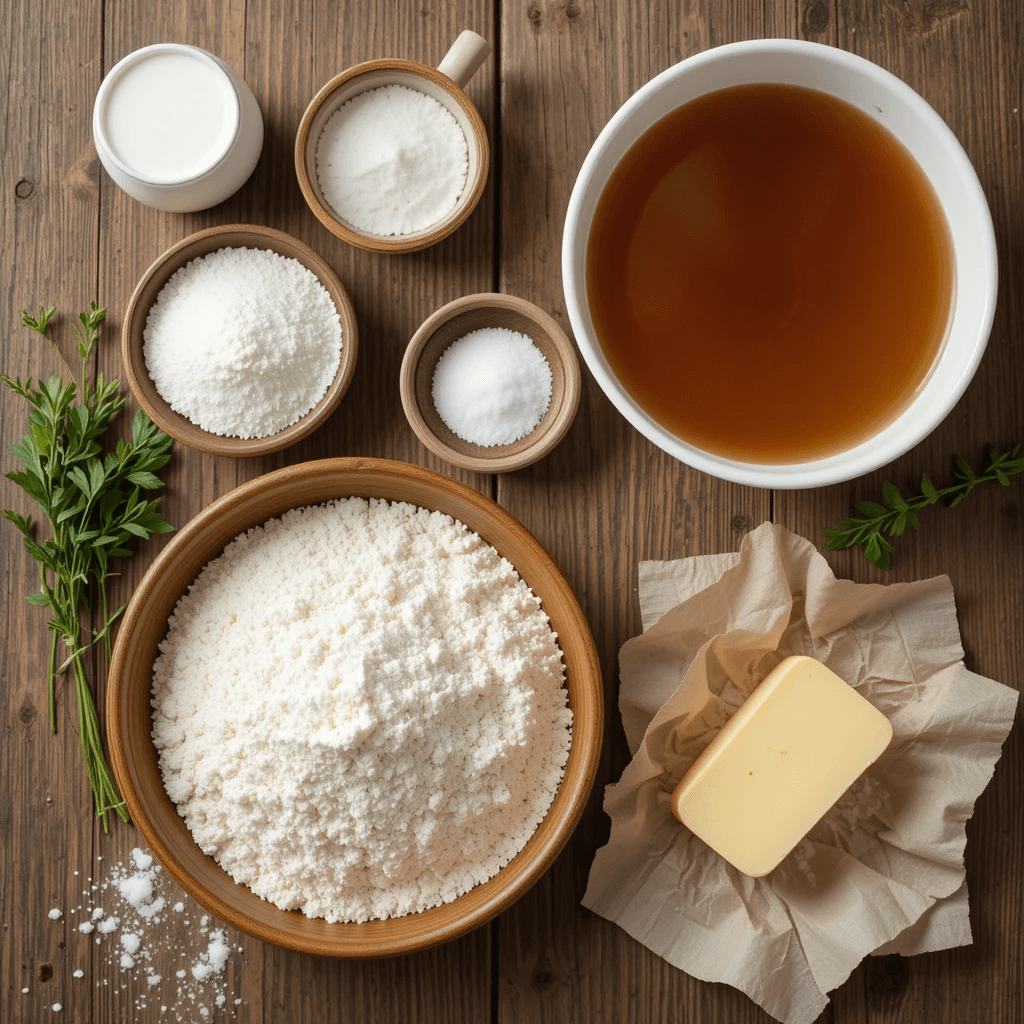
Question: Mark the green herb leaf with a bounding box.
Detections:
[825,446,1024,569]
[3,302,175,830]
[126,470,165,490]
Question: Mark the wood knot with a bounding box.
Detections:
[731,514,749,532]
[801,0,830,35]
[884,0,968,33]
[68,146,100,201]
[866,953,909,1006]
[19,702,36,724]
[565,0,582,19]
[531,953,555,990]
[527,3,543,30]
[37,962,54,983]
[15,178,35,199]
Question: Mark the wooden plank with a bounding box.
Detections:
[86,1,496,1022]
[237,2,497,1020]
[92,8,251,1024]
[496,2,772,1023]
[0,0,104,1021]
[777,3,1024,1023]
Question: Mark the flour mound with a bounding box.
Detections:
[152,498,572,923]
[316,84,468,237]
[142,246,342,439]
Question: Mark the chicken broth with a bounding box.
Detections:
[585,83,954,464]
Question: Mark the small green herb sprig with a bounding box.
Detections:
[824,446,1024,570]
[4,303,174,830]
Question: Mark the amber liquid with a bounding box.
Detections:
[586,83,954,464]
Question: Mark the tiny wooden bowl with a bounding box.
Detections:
[400,294,582,473]
[107,458,603,957]
[295,60,489,254]
[122,224,359,458]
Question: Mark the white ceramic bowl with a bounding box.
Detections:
[562,39,997,489]
[93,43,264,213]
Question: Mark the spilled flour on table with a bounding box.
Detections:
[30,847,244,1019]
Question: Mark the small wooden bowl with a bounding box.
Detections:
[122,224,359,458]
[400,294,582,473]
[294,32,490,254]
[107,458,603,957]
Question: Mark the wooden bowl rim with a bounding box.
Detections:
[107,457,603,957]
[399,293,582,472]
[121,223,359,458]
[294,58,489,254]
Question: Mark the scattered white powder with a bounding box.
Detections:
[317,84,468,236]
[143,246,343,439]
[191,931,230,981]
[45,847,239,1021]
[173,902,185,913]
[52,1004,62,1013]
[432,327,552,446]
[152,497,572,923]
[22,987,29,994]
[48,907,62,919]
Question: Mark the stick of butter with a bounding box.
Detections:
[670,655,893,877]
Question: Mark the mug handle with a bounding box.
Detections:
[437,30,491,89]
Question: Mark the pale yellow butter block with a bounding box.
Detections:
[670,655,892,877]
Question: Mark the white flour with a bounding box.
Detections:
[316,84,468,236]
[143,246,342,439]
[152,498,573,923]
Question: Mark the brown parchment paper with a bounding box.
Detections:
[583,523,1019,1024]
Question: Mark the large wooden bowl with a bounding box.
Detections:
[107,458,603,957]
[122,224,359,458]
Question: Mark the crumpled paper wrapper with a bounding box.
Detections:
[583,523,1019,1024]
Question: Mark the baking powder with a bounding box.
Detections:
[317,84,468,236]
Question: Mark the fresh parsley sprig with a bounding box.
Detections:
[823,445,1024,570]
[4,303,174,830]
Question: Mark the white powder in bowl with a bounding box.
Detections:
[152,498,573,923]
[432,327,552,446]
[316,84,468,237]
[143,246,342,439]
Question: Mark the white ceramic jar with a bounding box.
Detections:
[562,40,998,489]
[93,43,264,213]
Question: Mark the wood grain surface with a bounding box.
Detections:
[2,1,1020,1022]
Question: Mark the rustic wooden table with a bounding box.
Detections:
[3,1,1021,1021]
